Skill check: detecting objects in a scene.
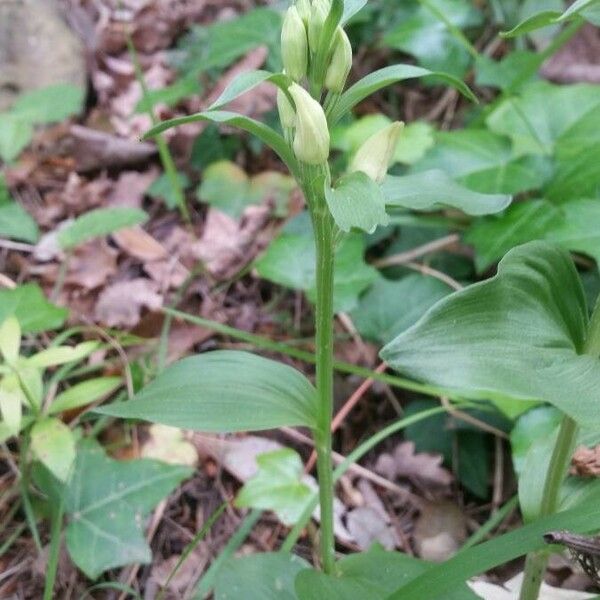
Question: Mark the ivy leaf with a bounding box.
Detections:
[381,241,600,427]
[95,350,318,432]
[325,172,390,233]
[64,439,191,578]
[236,449,312,525]
[30,418,76,482]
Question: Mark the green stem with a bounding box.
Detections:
[43,495,65,600]
[519,296,600,600]
[310,175,336,574]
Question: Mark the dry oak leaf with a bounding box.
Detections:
[94,278,162,327]
[571,445,600,477]
[375,441,453,487]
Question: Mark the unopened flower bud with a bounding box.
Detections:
[295,0,311,24]
[325,28,352,93]
[277,87,296,129]
[308,0,330,53]
[288,83,330,164]
[281,6,308,82]
[349,122,404,183]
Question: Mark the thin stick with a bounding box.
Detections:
[0,239,34,252]
[373,234,460,268]
[404,261,463,291]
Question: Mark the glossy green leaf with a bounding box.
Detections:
[0,316,21,363]
[474,51,540,91]
[0,284,68,333]
[11,83,84,124]
[0,377,24,435]
[325,172,390,233]
[385,495,600,599]
[64,439,191,579]
[208,70,291,111]
[351,274,452,344]
[295,545,479,600]
[215,552,309,600]
[502,0,600,36]
[412,129,552,195]
[144,110,300,180]
[236,449,312,525]
[382,170,511,215]
[342,0,368,23]
[329,64,476,125]
[58,208,148,250]
[30,418,76,482]
[0,177,38,242]
[382,241,600,427]
[0,114,33,162]
[95,350,318,431]
[49,377,122,414]
[27,341,98,369]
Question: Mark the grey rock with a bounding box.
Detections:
[0,0,87,110]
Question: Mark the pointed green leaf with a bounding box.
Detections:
[215,552,309,600]
[330,64,477,124]
[28,341,99,369]
[0,378,24,436]
[325,172,390,233]
[30,418,76,482]
[236,449,312,525]
[143,110,300,180]
[64,439,192,578]
[0,316,21,363]
[49,376,122,415]
[58,208,148,250]
[95,350,318,432]
[0,114,33,163]
[381,241,600,427]
[11,83,84,124]
[382,170,511,216]
[0,183,39,241]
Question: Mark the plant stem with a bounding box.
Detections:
[43,495,65,600]
[311,191,336,574]
[519,296,600,600]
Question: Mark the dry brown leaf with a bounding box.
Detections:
[375,441,453,488]
[571,445,600,477]
[112,226,167,261]
[346,506,398,551]
[94,278,162,327]
[150,547,209,595]
[64,240,118,289]
[413,501,467,562]
[143,259,190,290]
[106,168,158,208]
[141,424,198,467]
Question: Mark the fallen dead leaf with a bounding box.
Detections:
[64,240,118,289]
[150,546,209,596]
[571,445,600,477]
[375,441,453,488]
[141,424,198,467]
[94,278,163,327]
[346,506,398,550]
[112,226,167,261]
[106,168,158,208]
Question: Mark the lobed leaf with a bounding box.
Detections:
[95,350,318,432]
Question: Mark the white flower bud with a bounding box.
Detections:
[277,87,296,129]
[288,83,330,164]
[308,0,330,54]
[281,6,308,82]
[325,28,352,93]
[349,122,404,183]
[295,0,311,24]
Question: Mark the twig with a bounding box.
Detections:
[0,274,16,289]
[0,239,34,253]
[404,261,463,291]
[440,396,508,439]
[337,312,372,363]
[373,234,460,268]
[492,436,504,513]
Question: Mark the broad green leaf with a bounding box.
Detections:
[295,545,480,600]
[0,114,33,163]
[412,129,552,194]
[381,241,600,427]
[474,51,540,91]
[502,0,600,36]
[255,214,377,312]
[147,172,190,210]
[58,207,148,249]
[208,70,291,111]
[385,495,600,599]
[325,172,390,233]
[49,377,122,414]
[11,84,84,124]
[95,350,318,431]
[64,439,192,579]
[486,82,600,157]
[144,111,300,180]
[329,64,477,125]
[236,449,312,525]
[342,0,368,23]
[0,377,24,435]
[215,552,309,600]
[0,316,21,363]
[465,200,562,272]
[0,284,68,333]
[197,161,251,218]
[351,274,452,344]
[27,341,98,369]
[30,418,76,482]
[382,170,511,216]
[0,177,39,242]
[382,0,483,78]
